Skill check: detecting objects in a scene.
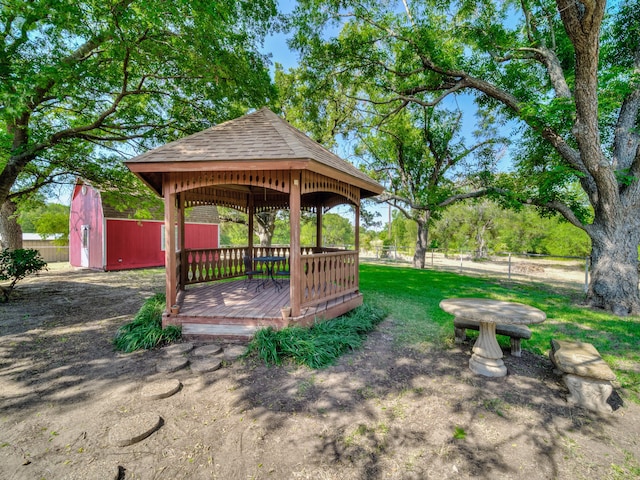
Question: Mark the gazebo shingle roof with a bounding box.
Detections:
[126,108,381,197]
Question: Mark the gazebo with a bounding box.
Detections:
[126,108,383,339]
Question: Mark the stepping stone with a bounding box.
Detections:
[141,379,182,400]
[162,342,194,356]
[109,412,163,447]
[223,345,246,361]
[156,357,189,373]
[192,344,223,356]
[190,357,223,374]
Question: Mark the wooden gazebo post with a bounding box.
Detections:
[247,193,254,257]
[164,178,177,309]
[177,192,186,288]
[316,203,323,250]
[355,203,360,287]
[290,171,302,317]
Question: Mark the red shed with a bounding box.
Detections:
[69,180,219,271]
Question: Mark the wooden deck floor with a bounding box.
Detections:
[180,278,290,322]
[167,278,363,340]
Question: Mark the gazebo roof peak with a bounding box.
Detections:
[126,107,382,197]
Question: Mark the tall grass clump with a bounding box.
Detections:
[247,303,387,369]
[113,293,181,352]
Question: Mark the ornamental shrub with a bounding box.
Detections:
[0,248,47,302]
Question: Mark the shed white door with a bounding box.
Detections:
[81,225,90,267]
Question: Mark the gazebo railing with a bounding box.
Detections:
[184,246,293,285]
[252,246,290,273]
[175,251,182,296]
[300,250,358,308]
[182,247,359,306]
[183,247,248,285]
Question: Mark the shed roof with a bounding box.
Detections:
[102,202,219,224]
[126,108,382,198]
[75,179,219,223]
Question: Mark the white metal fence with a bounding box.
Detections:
[360,246,629,293]
[221,244,639,294]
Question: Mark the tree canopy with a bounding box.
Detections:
[1,0,279,246]
[17,200,69,244]
[290,0,640,315]
[355,104,504,267]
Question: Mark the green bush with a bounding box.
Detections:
[0,248,47,302]
[247,303,388,369]
[113,293,181,352]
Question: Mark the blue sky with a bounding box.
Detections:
[262,1,298,72]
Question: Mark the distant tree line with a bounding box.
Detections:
[361,199,591,259]
[218,199,593,260]
[17,200,69,245]
[220,210,355,249]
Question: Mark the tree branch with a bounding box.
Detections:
[544,200,589,232]
[613,47,640,172]
[489,186,589,232]
[437,189,490,208]
[516,46,572,98]
[218,215,248,226]
[7,172,76,201]
[373,193,413,219]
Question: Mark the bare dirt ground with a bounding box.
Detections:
[1,264,639,480]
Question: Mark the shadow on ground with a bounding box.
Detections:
[1,267,637,480]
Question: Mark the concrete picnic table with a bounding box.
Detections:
[440,298,546,377]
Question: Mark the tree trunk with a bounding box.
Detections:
[0,200,22,250]
[255,211,276,247]
[474,224,488,259]
[587,224,640,316]
[412,212,431,268]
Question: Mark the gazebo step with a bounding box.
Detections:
[182,323,261,340]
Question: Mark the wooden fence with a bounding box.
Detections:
[23,240,69,263]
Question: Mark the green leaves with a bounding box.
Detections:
[17,202,69,244]
[608,0,640,70]
[113,293,181,352]
[246,303,387,368]
[615,169,638,187]
[1,0,278,211]
[453,426,467,440]
[0,248,47,302]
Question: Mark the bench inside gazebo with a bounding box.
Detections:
[126,107,382,340]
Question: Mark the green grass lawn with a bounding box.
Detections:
[358,263,640,403]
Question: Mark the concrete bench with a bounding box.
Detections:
[454,318,531,357]
[549,339,616,413]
